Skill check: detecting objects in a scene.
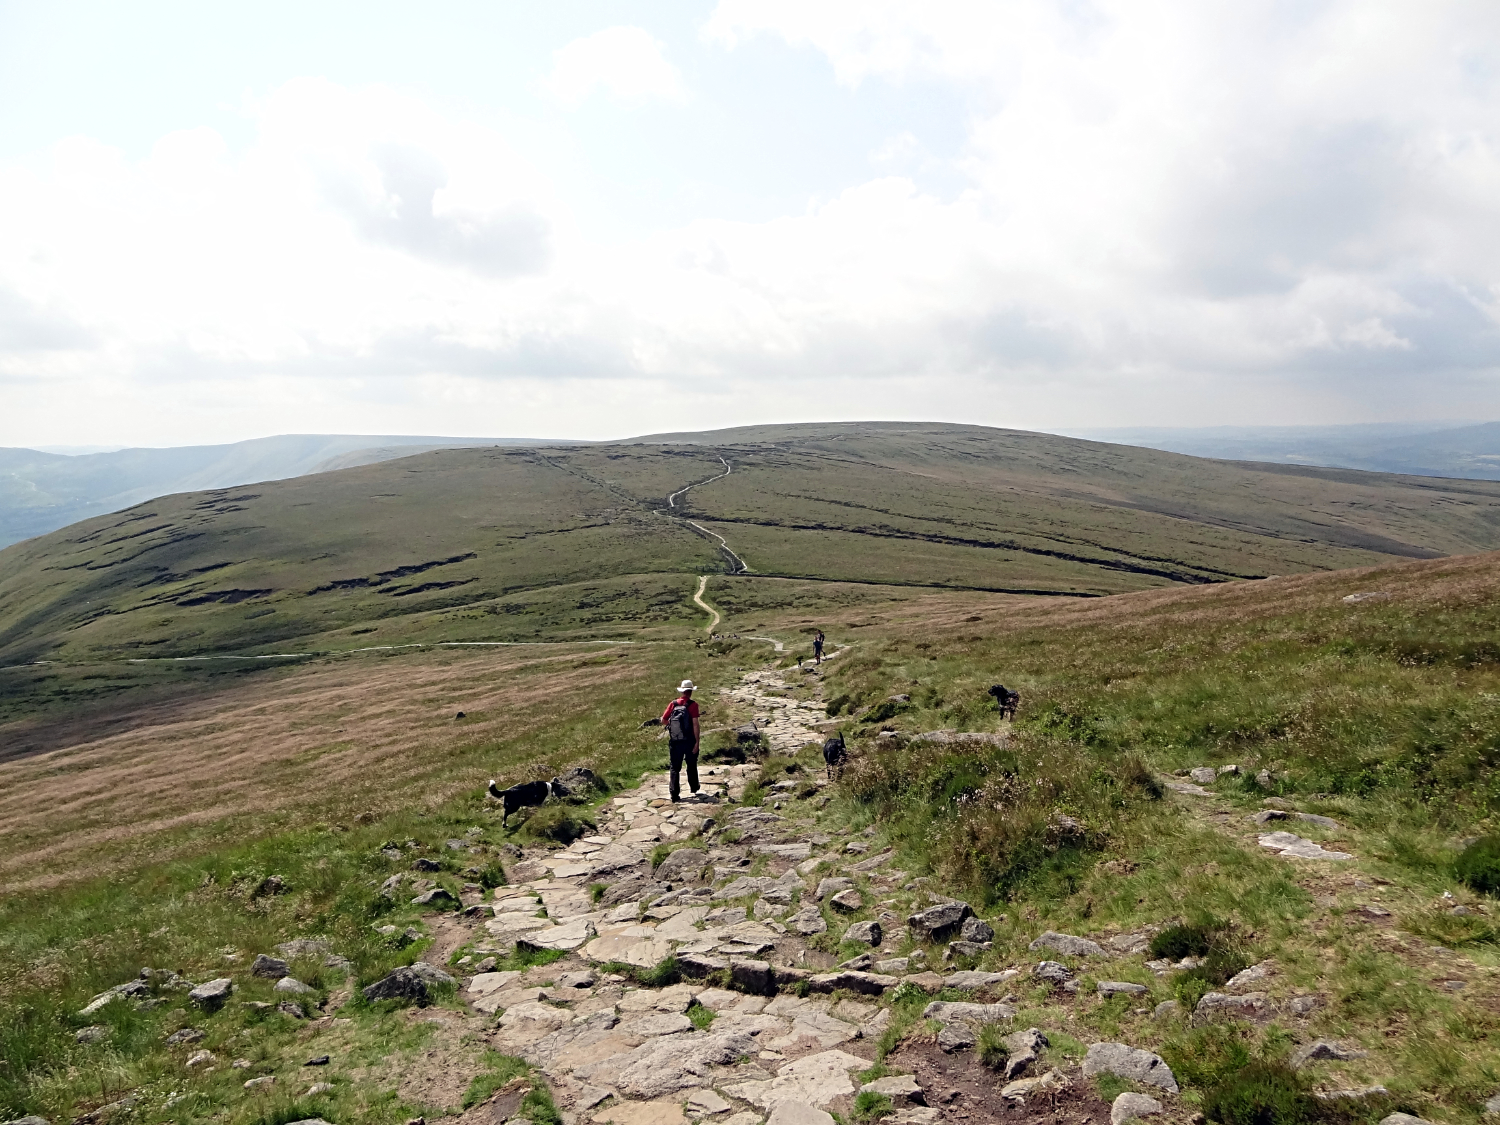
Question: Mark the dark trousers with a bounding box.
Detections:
[669,740,699,798]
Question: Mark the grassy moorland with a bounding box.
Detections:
[7,424,1500,684]
[7,427,1500,1123]
[4,555,1500,1123]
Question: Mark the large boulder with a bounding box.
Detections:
[656,848,710,883]
[844,920,882,946]
[907,901,973,942]
[1003,1027,1048,1079]
[1083,1042,1179,1093]
[361,962,455,1007]
[188,978,233,1012]
[961,916,995,943]
[550,766,599,799]
[250,955,289,979]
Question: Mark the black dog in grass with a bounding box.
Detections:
[988,683,1020,720]
[822,733,847,781]
[487,778,552,827]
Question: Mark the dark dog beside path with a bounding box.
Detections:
[822,733,847,781]
[487,778,552,826]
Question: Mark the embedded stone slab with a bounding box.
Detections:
[945,970,1019,990]
[922,1001,1016,1024]
[574,1028,759,1099]
[1193,991,1274,1024]
[1083,1042,1180,1093]
[625,1011,695,1037]
[1257,832,1353,861]
[725,1049,869,1111]
[1029,931,1105,957]
[581,935,677,968]
[807,971,898,995]
[521,917,597,951]
[499,1001,575,1033]
[1113,1092,1164,1125]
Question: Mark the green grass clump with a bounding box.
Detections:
[853,1089,894,1119]
[1455,836,1500,895]
[1202,1062,1318,1125]
[462,1051,532,1109]
[515,804,595,845]
[598,957,680,989]
[686,1001,715,1030]
[978,1023,1010,1069]
[1160,1024,1254,1090]
[1150,921,1218,960]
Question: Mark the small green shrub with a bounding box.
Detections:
[1203,1062,1317,1125]
[517,804,595,845]
[853,1089,894,1119]
[740,782,766,808]
[1161,1024,1254,1090]
[862,699,908,725]
[1150,922,1217,960]
[1455,835,1500,895]
[978,1023,1010,1069]
[1094,1073,1134,1102]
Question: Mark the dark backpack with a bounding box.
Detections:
[667,699,693,742]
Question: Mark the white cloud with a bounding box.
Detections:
[543,26,685,107]
[3,4,1500,446]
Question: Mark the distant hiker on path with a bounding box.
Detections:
[661,679,701,802]
[814,631,825,664]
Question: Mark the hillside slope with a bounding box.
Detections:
[7,423,1500,675]
[0,433,558,548]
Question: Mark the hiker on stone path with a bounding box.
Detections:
[814,630,825,664]
[661,679,702,803]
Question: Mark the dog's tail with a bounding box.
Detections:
[487,779,502,800]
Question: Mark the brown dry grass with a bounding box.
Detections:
[730,551,1500,646]
[0,641,668,893]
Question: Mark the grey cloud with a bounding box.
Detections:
[0,287,96,353]
[326,144,550,277]
[1170,122,1404,299]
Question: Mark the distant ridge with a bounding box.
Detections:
[0,433,579,547]
[1075,420,1500,480]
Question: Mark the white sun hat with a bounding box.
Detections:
[679,679,696,691]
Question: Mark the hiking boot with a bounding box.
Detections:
[671,795,681,803]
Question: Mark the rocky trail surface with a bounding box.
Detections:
[387,660,1140,1125]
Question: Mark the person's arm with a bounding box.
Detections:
[693,706,701,752]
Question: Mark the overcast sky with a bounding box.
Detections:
[2,1,1498,447]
